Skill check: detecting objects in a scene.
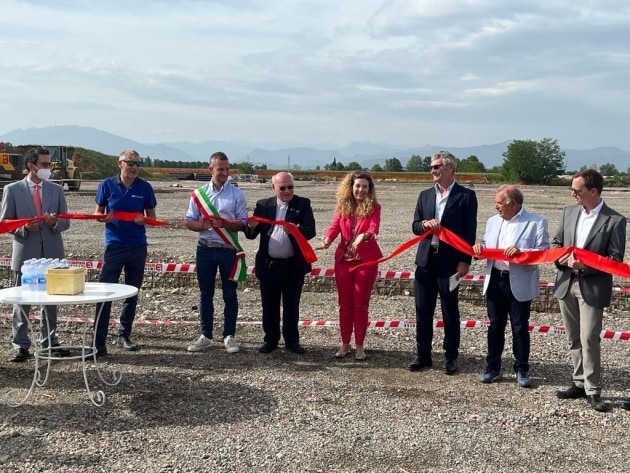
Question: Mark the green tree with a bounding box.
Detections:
[371,163,383,172]
[458,155,486,173]
[236,162,255,174]
[501,138,566,184]
[384,157,403,172]
[406,155,424,172]
[599,163,619,176]
[423,156,432,170]
[346,161,362,170]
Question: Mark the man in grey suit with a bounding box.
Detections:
[553,169,626,412]
[473,185,549,388]
[0,146,71,362]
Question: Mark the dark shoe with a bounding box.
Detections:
[516,371,532,388]
[117,336,138,351]
[587,394,611,413]
[10,348,30,363]
[478,369,501,384]
[556,384,587,399]
[95,345,108,358]
[259,342,277,354]
[444,358,458,375]
[408,356,432,371]
[51,344,71,357]
[621,399,630,411]
[285,343,305,354]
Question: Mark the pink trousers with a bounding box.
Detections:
[334,260,379,345]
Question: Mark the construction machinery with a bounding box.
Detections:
[0,143,81,193]
[48,146,81,191]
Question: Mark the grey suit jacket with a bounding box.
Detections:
[481,208,550,302]
[0,177,70,271]
[552,202,626,308]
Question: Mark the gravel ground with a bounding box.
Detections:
[1,180,629,473]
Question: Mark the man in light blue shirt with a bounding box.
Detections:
[185,151,248,354]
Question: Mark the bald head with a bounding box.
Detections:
[272,172,295,202]
[495,185,523,220]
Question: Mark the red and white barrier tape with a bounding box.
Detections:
[3,257,630,291]
[1,313,628,340]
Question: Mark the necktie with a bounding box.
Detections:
[33,184,42,216]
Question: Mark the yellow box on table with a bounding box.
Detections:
[46,267,86,295]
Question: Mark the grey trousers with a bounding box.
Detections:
[12,272,60,350]
[557,278,604,395]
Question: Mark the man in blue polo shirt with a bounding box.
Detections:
[93,150,157,356]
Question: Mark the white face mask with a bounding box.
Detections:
[36,168,52,181]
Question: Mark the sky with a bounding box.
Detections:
[2,0,630,150]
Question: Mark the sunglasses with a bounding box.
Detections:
[430,164,444,170]
[122,160,141,167]
[278,185,294,191]
[570,187,587,195]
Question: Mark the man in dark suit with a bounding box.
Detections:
[408,151,478,374]
[0,146,71,362]
[245,172,316,354]
[553,169,626,412]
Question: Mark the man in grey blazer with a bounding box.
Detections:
[0,146,71,362]
[473,185,549,388]
[553,169,626,412]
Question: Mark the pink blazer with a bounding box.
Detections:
[324,204,383,263]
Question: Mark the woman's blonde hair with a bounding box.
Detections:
[335,171,378,219]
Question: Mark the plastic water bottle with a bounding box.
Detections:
[36,259,47,292]
[20,260,34,291]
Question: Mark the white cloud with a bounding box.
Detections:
[1,0,630,149]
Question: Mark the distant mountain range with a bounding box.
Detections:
[2,125,629,172]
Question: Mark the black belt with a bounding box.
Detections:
[429,246,439,255]
[492,268,510,277]
[268,256,295,264]
[198,239,235,250]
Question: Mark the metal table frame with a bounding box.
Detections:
[0,282,138,407]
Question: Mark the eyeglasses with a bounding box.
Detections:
[122,160,141,167]
[430,164,444,171]
[278,185,294,191]
[570,187,587,195]
[36,161,52,168]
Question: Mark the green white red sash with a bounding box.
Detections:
[191,186,248,282]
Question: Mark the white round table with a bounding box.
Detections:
[0,282,138,407]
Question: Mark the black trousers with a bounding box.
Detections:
[414,253,461,361]
[485,270,532,373]
[259,258,305,346]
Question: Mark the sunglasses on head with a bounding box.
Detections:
[122,160,141,167]
[278,185,294,191]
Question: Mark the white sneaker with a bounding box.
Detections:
[187,335,214,352]
[224,335,239,353]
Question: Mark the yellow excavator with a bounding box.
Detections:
[0,143,81,193]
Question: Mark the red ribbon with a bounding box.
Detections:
[351,227,630,280]
[0,212,317,265]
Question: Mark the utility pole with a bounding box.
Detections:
[287,154,291,170]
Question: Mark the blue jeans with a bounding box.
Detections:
[94,246,147,347]
[196,244,238,339]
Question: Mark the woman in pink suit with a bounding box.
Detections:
[321,171,383,360]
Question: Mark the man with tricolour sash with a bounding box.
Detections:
[184,151,249,354]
